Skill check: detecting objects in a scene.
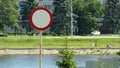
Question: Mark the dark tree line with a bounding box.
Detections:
[19,0,38,33]
[73,0,104,35]
[101,0,120,34]
[51,0,120,35]
[50,0,104,35]
[0,0,120,35]
[50,0,71,36]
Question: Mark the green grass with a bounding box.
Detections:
[0,36,120,48]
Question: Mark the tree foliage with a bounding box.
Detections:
[51,0,71,36]
[73,0,104,35]
[101,0,120,34]
[19,0,38,32]
[0,0,19,30]
[56,49,77,68]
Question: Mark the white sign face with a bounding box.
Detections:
[32,10,50,28]
[30,7,52,30]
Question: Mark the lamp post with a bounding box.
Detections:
[71,0,73,36]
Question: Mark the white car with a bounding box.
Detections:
[91,30,100,35]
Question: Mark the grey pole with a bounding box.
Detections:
[40,31,42,68]
[39,0,43,68]
[71,0,73,36]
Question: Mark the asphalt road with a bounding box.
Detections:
[45,35,120,39]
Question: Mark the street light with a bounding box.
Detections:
[71,0,73,36]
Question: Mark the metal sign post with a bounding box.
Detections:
[40,31,42,68]
[29,7,53,68]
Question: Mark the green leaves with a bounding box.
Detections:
[73,0,103,35]
[56,49,77,68]
[51,0,104,35]
[51,0,71,36]
[101,0,120,34]
[20,0,38,32]
[0,0,19,29]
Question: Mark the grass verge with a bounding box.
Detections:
[0,36,119,48]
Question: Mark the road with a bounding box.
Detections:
[45,35,120,39]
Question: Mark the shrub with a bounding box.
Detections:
[116,51,120,56]
[56,49,77,68]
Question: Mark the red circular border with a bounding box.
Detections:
[29,7,53,30]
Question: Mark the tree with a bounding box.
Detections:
[0,0,19,31]
[118,3,120,33]
[56,49,77,68]
[19,0,38,33]
[101,0,120,34]
[50,0,71,36]
[73,0,104,35]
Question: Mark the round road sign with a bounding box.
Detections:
[29,7,52,30]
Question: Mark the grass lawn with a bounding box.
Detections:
[0,36,120,48]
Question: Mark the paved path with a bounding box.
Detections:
[0,48,120,55]
[0,48,120,50]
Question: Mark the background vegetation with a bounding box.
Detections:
[73,0,104,35]
[19,0,38,33]
[0,0,19,30]
[51,0,71,35]
[101,0,120,34]
[0,0,120,36]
